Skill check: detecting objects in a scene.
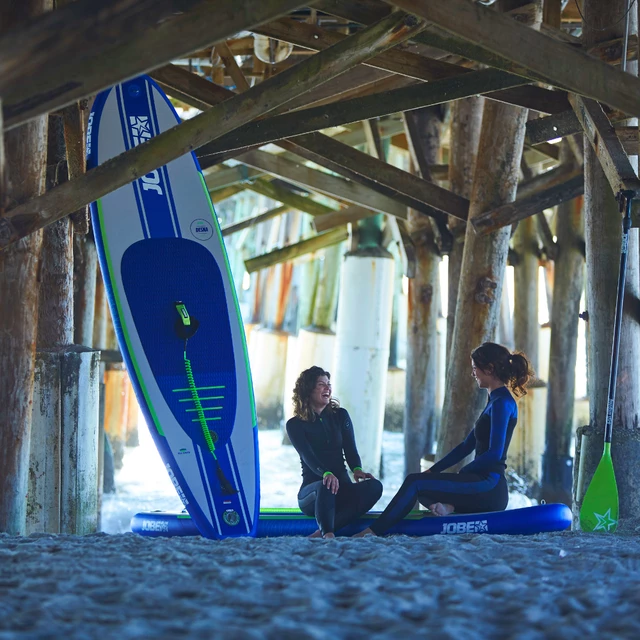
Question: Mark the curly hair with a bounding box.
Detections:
[471,342,534,398]
[292,366,340,422]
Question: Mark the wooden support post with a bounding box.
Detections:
[0,0,315,131]
[386,0,640,115]
[574,0,640,525]
[244,227,349,273]
[0,0,50,537]
[0,10,424,249]
[437,0,541,471]
[215,41,251,92]
[402,106,445,472]
[445,96,485,361]
[542,142,584,504]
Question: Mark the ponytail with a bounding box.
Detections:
[471,342,534,397]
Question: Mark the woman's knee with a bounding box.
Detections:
[368,478,383,500]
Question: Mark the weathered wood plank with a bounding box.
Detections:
[0,11,422,248]
[472,171,584,235]
[221,204,289,237]
[386,0,640,115]
[0,0,315,131]
[244,178,338,218]
[280,133,467,221]
[526,108,628,145]
[312,206,374,232]
[244,227,349,273]
[237,149,409,219]
[197,68,530,167]
[569,95,640,196]
[204,165,263,191]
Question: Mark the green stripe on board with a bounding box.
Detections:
[191,417,222,422]
[199,172,257,426]
[179,395,224,402]
[186,406,223,412]
[173,385,225,392]
[97,200,165,437]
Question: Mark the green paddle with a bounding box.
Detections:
[580,191,635,533]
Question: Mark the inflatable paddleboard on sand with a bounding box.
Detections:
[131,504,572,538]
[88,75,259,539]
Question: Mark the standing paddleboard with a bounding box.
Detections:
[87,75,259,539]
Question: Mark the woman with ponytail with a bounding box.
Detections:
[355,343,532,537]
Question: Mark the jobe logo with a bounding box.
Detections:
[441,520,489,534]
[141,519,169,533]
[85,112,94,157]
[129,115,164,195]
[165,463,189,506]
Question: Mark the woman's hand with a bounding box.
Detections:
[353,469,375,483]
[323,472,339,494]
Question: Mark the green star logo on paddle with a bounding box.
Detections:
[593,508,618,532]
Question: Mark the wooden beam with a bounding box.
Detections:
[210,184,246,203]
[385,0,640,116]
[221,204,289,236]
[244,227,349,273]
[214,41,251,92]
[526,108,628,145]
[280,133,467,221]
[237,150,409,219]
[472,171,584,235]
[312,206,374,232]
[536,211,558,261]
[569,95,640,196]
[0,10,422,249]
[244,178,338,218]
[253,16,467,81]
[254,15,570,114]
[0,0,314,131]
[316,0,571,113]
[204,165,263,191]
[196,68,530,167]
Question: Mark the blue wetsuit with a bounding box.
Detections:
[369,386,517,535]
[287,407,383,535]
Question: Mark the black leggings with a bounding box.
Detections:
[369,471,508,536]
[298,477,383,535]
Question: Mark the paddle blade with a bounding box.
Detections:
[580,448,619,532]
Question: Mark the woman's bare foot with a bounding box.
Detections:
[352,527,377,538]
[429,502,454,516]
[323,532,336,539]
[308,529,322,539]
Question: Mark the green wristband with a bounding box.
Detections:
[323,471,333,478]
[353,467,363,472]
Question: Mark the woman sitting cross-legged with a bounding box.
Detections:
[354,342,532,537]
[286,366,383,539]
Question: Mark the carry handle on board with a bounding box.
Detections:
[174,302,237,496]
[579,190,635,533]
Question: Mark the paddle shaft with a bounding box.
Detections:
[604,192,635,443]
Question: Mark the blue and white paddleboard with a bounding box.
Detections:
[87,75,259,539]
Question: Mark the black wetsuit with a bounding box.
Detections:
[369,386,517,536]
[286,407,383,535]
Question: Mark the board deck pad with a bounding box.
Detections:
[88,76,259,539]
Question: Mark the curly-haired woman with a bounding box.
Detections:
[286,366,383,539]
[355,342,533,537]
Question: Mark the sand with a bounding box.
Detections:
[2,528,640,639]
